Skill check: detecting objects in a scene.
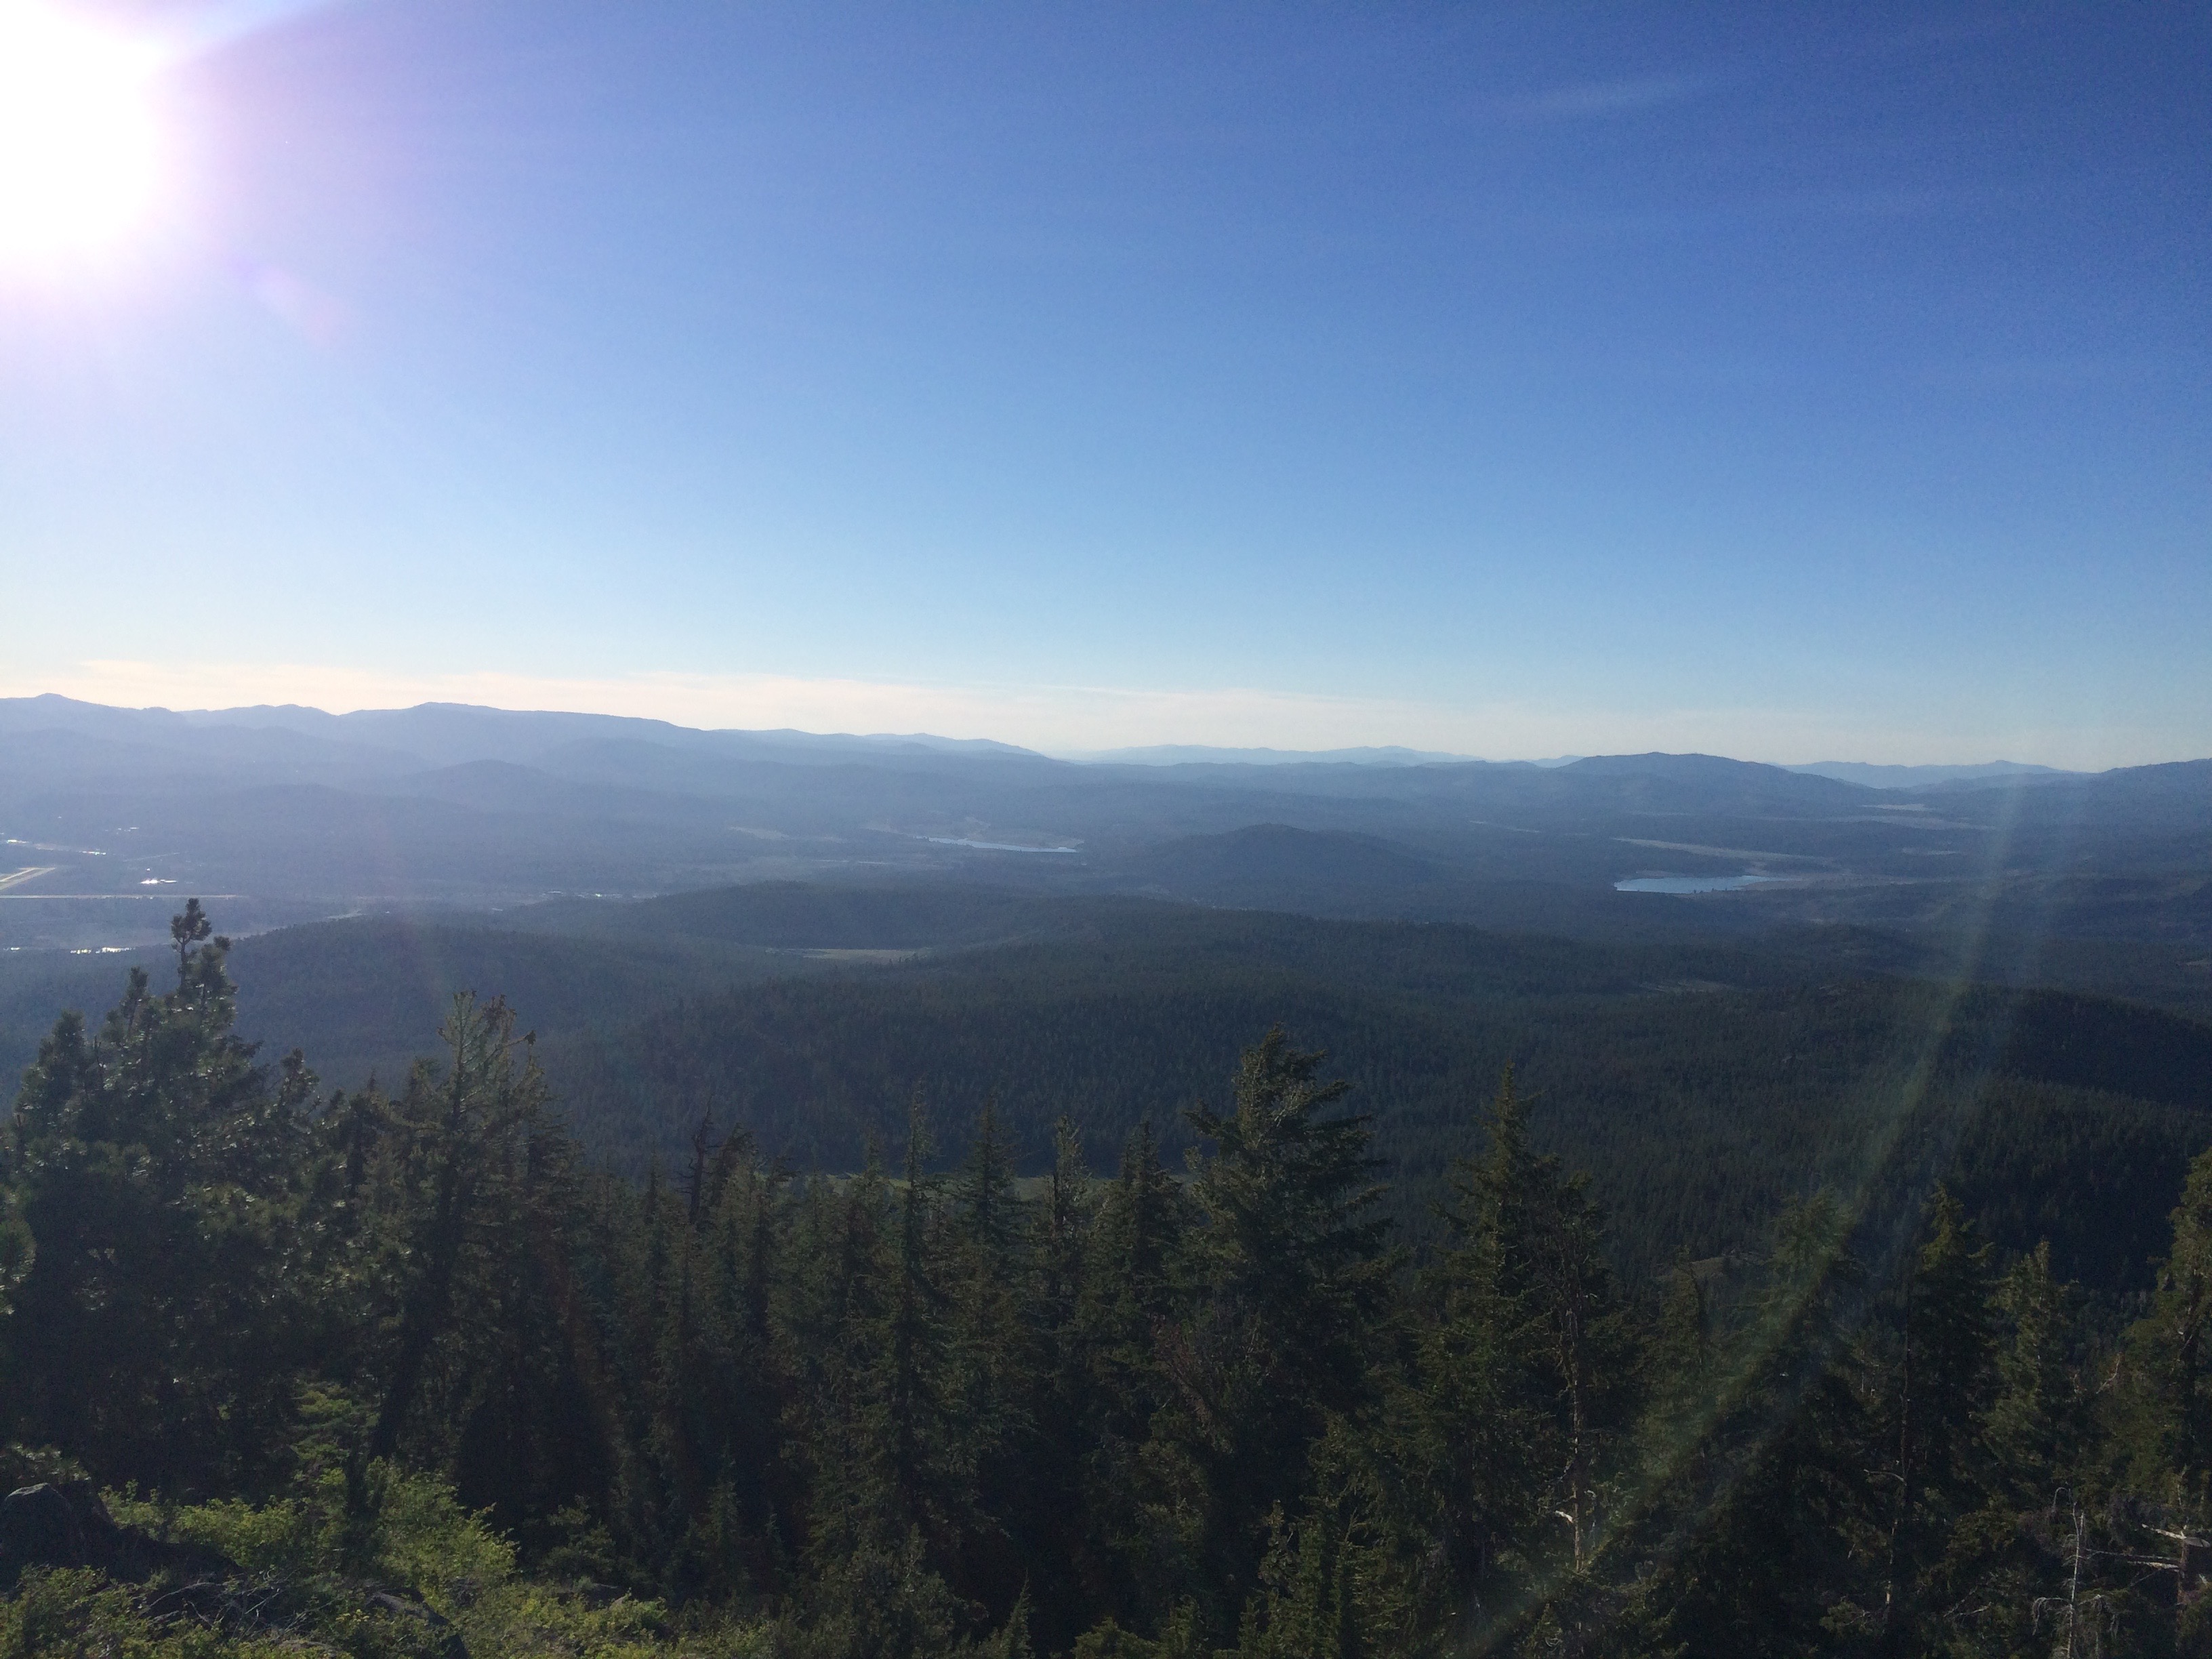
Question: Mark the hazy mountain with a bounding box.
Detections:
[1788,759,2076,789]
[1553,752,1870,815]
[4,697,2208,969]
[0,695,1051,772]
[1075,743,1476,766]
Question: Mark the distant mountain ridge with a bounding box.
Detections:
[1076,743,1478,766]
[0,695,2130,780]
[1787,760,2078,789]
[0,693,1052,771]
[3,694,2206,960]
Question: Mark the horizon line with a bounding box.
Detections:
[1,685,2184,777]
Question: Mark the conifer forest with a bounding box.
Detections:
[6,902,2212,1658]
[4,0,2205,1651]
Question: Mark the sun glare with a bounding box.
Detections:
[0,2,167,269]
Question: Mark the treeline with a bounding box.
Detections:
[548,929,2212,1290]
[9,906,2212,1655]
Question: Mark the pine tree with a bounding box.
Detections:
[1872,1187,1997,1655]
[1155,1029,1393,1639]
[1091,1119,1185,1366]
[1986,1242,2085,1504]
[1622,1192,1876,1659]
[1931,1241,2093,1659]
[1414,1069,1555,1626]
[2118,1141,2212,1504]
[360,993,563,1474]
[1416,1065,1637,1647]
[956,1095,1025,1258]
[1016,1117,1108,1650]
[1080,1119,1192,1639]
[886,1097,954,1536]
[1,907,319,1494]
[947,1094,1034,1618]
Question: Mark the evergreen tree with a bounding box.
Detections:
[1414,1069,1557,1632]
[1016,1118,1108,1650]
[1932,1241,2093,1659]
[886,1099,958,1540]
[1624,1193,1877,1659]
[356,994,570,1475]
[1154,1029,1393,1640]
[1413,1067,1639,1648]
[947,1095,1032,1617]
[2,907,319,1494]
[18,899,2212,1658]
[1868,1187,1997,1656]
[1080,1119,1193,1637]
[2118,1141,2212,1506]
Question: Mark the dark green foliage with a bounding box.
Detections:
[1944,1077,2212,1291]
[536,909,2212,1294]
[17,900,2212,1657]
[2111,1143,2212,1506]
[3,913,319,1496]
[1464,1069,1637,1578]
[1992,985,2212,1108]
[1151,1031,1393,1638]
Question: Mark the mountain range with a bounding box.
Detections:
[1,696,2205,1015]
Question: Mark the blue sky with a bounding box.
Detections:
[0,1,2205,764]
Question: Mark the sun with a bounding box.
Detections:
[0,2,167,269]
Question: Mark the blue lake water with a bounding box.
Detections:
[1615,874,1784,894]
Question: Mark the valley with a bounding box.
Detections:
[7,699,2208,1292]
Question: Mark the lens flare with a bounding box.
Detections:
[0,3,167,268]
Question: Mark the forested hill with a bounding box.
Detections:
[153,885,2212,1296]
[541,907,2212,1292]
[12,887,2207,1292]
[9,699,2209,1003]
[11,905,2212,1657]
